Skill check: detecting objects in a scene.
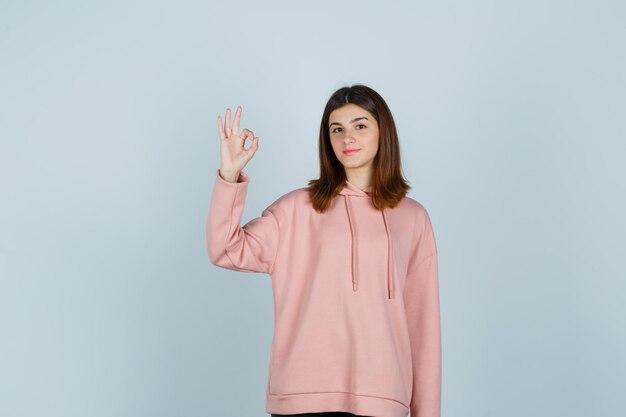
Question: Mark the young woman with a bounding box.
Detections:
[207,84,441,417]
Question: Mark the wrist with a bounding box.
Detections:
[219,169,241,183]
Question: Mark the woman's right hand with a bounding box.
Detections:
[217,105,259,182]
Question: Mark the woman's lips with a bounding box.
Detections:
[343,149,360,155]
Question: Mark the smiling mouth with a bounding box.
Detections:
[343,149,360,155]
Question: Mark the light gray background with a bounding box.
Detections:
[1,1,624,416]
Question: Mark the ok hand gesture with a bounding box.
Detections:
[217,105,259,182]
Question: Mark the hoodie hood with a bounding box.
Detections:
[338,180,395,299]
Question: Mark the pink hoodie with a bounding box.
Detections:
[206,169,441,417]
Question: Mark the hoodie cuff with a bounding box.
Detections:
[216,169,249,185]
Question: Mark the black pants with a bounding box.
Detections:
[271,413,370,417]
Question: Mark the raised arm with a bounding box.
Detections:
[206,168,283,274]
[206,105,281,274]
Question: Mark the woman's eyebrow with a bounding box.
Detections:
[329,116,369,127]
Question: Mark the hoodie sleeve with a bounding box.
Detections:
[403,207,441,417]
[206,169,283,274]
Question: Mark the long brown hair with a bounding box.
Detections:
[306,84,411,213]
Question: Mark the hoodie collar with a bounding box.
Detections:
[341,179,373,196]
[338,180,395,299]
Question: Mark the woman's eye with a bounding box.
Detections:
[332,125,366,133]
[332,124,367,133]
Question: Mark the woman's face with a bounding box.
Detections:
[328,104,380,174]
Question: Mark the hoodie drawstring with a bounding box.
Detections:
[381,209,395,299]
[342,194,395,300]
[343,195,358,292]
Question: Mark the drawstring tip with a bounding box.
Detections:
[353,283,358,291]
